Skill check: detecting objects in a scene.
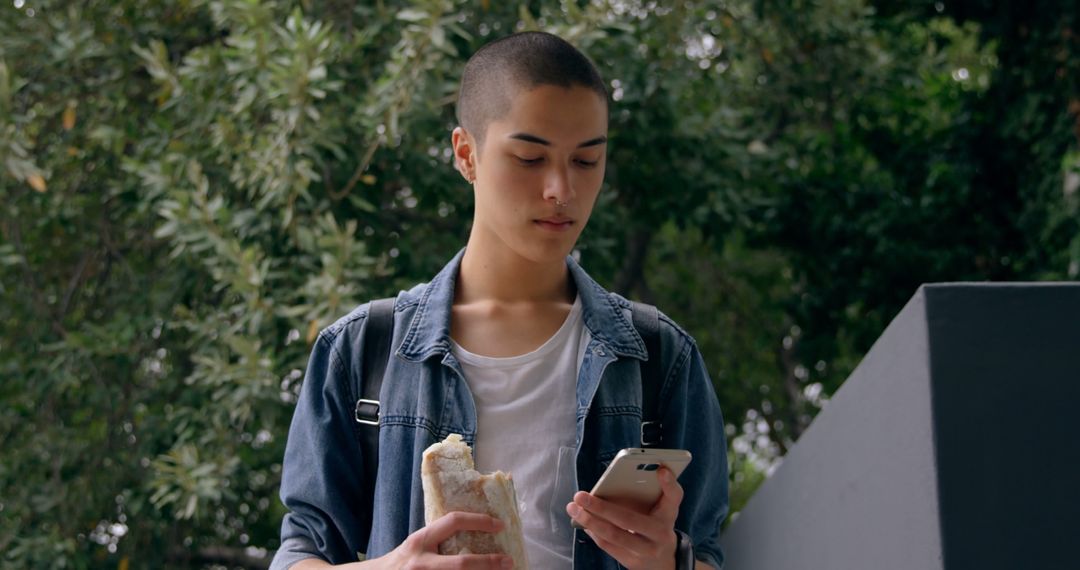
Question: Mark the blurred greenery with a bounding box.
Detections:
[1,0,1076,567]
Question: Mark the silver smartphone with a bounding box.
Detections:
[572,448,692,527]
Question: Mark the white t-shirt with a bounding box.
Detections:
[450,296,589,569]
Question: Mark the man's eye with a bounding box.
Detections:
[515,156,543,165]
[575,159,599,168]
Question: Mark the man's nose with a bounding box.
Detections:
[542,166,574,204]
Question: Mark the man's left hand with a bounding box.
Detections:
[565,466,684,570]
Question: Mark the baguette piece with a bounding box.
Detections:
[421,434,529,569]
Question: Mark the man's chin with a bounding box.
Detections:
[473,226,579,265]
[514,240,577,265]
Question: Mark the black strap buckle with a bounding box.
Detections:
[355,398,380,426]
[641,420,662,447]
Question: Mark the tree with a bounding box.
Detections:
[1,0,1074,567]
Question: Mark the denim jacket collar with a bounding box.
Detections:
[396,248,648,362]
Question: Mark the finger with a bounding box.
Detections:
[422,511,505,546]
[584,528,641,569]
[571,491,662,540]
[567,498,650,553]
[649,467,685,521]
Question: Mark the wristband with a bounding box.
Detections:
[675,529,694,570]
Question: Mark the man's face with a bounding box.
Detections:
[455,84,608,265]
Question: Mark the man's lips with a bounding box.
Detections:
[534,216,574,231]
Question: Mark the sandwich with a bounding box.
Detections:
[421,434,529,569]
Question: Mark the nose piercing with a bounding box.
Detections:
[554,199,568,207]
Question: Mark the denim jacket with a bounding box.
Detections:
[271,250,729,569]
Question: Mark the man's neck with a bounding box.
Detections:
[456,240,575,306]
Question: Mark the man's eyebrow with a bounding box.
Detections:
[508,133,608,148]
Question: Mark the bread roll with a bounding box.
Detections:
[421,434,529,569]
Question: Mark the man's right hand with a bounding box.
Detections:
[383,512,513,569]
[292,512,513,570]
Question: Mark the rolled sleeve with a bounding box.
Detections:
[269,536,322,570]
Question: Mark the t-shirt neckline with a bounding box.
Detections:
[450,295,583,368]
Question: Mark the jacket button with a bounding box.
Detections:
[593,346,605,356]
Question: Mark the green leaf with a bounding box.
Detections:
[396,9,428,23]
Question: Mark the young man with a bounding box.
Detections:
[272,32,728,570]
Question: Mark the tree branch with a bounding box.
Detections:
[58,249,95,318]
[172,545,273,569]
[326,138,381,202]
[613,227,655,301]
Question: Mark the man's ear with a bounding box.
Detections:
[451,126,477,183]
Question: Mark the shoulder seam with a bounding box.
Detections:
[322,306,371,339]
[316,313,367,382]
[658,310,697,347]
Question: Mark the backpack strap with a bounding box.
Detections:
[631,301,664,448]
[354,297,395,552]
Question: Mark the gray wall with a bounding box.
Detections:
[719,284,1080,570]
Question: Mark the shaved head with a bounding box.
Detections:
[456,32,608,147]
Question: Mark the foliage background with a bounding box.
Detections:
[1,0,1076,567]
